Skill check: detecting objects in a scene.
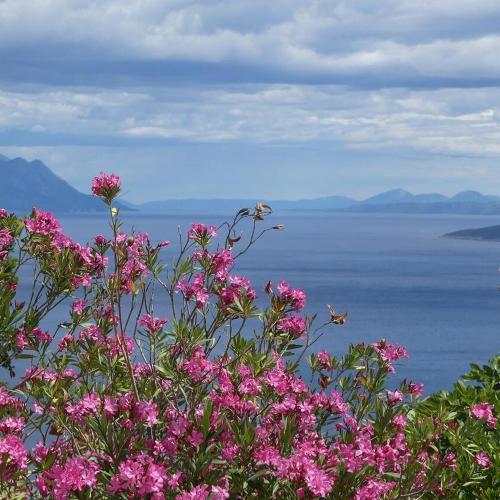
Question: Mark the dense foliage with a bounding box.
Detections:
[409,357,499,498]
[0,173,497,498]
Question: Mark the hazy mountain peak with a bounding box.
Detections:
[361,188,414,204]
[451,190,500,203]
[0,155,129,213]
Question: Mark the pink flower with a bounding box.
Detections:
[0,386,23,411]
[24,208,61,236]
[71,299,88,316]
[16,330,28,350]
[0,228,12,247]
[0,227,12,261]
[0,416,25,435]
[32,327,51,343]
[91,171,121,201]
[386,390,404,405]
[328,391,350,414]
[71,273,92,288]
[188,223,217,242]
[186,429,204,448]
[138,313,167,334]
[475,451,492,468]
[134,401,159,427]
[182,347,216,382]
[355,479,397,500]
[316,351,333,370]
[407,381,424,397]
[65,392,100,422]
[304,466,334,497]
[176,484,210,499]
[277,281,306,311]
[238,378,261,397]
[0,208,7,219]
[277,315,307,338]
[372,339,408,372]
[32,401,44,414]
[211,485,230,499]
[212,249,234,280]
[103,397,118,418]
[62,368,77,379]
[0,434,28,472]
[35,457,100,498]
[443,452,457,471]
[392,414,407,431]
[94,234,108,245]
[471,403,497,429]
[58,333,74,350]
[176,273,209,308]
[31,442,49,463]
[79,325,104,343]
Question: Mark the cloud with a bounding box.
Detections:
[2,84,500,158]
[2,1,500,87]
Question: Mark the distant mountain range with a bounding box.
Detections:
[0,155,130,213]
[3,154,500,216]
[141,188,500,215]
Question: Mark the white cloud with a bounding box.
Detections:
[2,84,500,159]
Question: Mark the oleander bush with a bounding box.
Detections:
[0,173,497,499]
[407,356,499,499]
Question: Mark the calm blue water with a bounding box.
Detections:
[11,211,500,394]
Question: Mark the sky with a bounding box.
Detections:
[2,1,500,202]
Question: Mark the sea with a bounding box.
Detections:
[11,211,500,395]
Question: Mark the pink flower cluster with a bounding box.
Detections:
[277,281,306,311]
[138,313,168,334]
[277,315,307,338]
[25,208,61,236]
[23,208,108,285]
[91,171,121,200]
[177,273,209,308]
[109,454,169,498]
[188,223,217,242]
[0,227,12,261]
[316,350,333,370]
[219,275,257,307]
[112,232,150,293]
[16,327,52,350]
[471,402,497,429]
[475,451,492,468]
[35,456,100,498]
[372,339,409,372]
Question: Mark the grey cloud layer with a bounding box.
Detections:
[2,0,500,85]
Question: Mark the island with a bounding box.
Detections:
[443,224,500,241]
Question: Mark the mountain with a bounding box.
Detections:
[443,225,500,241]
[140,188,500,214]
[0,155,130,213]
[360,188,414,205]
[343,189,500,215]
[413,193,448,203]
[140,195,355,212]
[3,154,500,216]
[450,191,500,204]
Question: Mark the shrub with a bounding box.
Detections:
[407,357,499,498]
[0,175,497,498]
